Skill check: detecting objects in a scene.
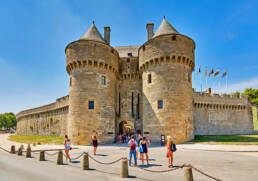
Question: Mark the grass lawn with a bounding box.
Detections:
[9,135,64,145]
[191,135,258,145]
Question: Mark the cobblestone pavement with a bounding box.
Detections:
[1,134,258,181]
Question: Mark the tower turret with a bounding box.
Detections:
[65,22,119,145]
[139,17,195,143]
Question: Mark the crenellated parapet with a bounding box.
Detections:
[193,92,249,110]
[16,95,69,120]
[65,40,119,75]
[66,59,118,75]
[139,55,194,72]
[119,73,142,81]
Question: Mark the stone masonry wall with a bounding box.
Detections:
[193,92,254,135]
[16,95,69,137]
[139,34,195,143]
[117,56,142,133]
[66,40,119,145]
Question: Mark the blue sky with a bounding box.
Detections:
[0,0,258,114]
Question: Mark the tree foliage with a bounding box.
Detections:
[0,112,17,130]
[232,88,258,106]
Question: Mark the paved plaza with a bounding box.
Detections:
[0,134,258,181]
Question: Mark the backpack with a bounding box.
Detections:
[170,143,177,152]
[130,140,136,151]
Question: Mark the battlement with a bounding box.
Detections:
[193,91,248,99]
[193,91,250,110]
[16,95,69,120]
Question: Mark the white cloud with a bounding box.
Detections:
[214,77,258,94]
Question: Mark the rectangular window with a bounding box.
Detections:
[158,100,163,109]
[128,53,133,57]
[101,76,106,85]
[131,92,134,117]
[137,93,140,119]
[148,74,152,84]
[89,101,94,110]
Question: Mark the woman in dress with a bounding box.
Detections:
[92,133,98,155]
[64,135,71,162]
[166,136,173,167]
[139,137,149,165]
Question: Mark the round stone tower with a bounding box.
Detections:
[65,22,119,145]
[139,18,195,143]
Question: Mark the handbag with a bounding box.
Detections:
[139,145,143,153]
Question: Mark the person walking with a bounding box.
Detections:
[139,137,149,165]
[166,136,176,167]
[92,133,98,155]
[128,135,137,166]
[147,135,151,146]
[64,135,71,162]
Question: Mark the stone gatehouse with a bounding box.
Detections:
[16,18,255,145]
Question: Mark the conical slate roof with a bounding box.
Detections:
[80,22,106,43]
[153,17,179,38]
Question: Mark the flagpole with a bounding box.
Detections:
[200,72,202,93]
[226,74,228,93]
[206,76,208,92]
[219,79,221,94]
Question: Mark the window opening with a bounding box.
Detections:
[101,76,106,85]
[148,74,152,83]
[131,92,134,117]
[158,100,163,109]
[89,101,94,110]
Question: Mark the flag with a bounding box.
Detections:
[204,69,207,76]
[214,69,220,77]
[208,69,214,77]
[221,71,227,78]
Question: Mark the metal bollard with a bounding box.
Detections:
[39,151,45,161]
[17,147,23,156]
[57,151,63,165]
[10,145,15,154]
[26,147,31,158]
[184,167,194,181]
[120,158,128,178]
[82,153,89,170]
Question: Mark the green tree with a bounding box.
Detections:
[242,88,258,106]
[0,112,17,130]
[231,91,241,97]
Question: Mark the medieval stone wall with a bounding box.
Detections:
[193,92,254,135]
[66,40,119,145]
[139,34,195,143]
[117,56,142,133]
[16,95,69,137]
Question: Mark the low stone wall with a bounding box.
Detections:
[193,92,254,135]
[16,95,69,137]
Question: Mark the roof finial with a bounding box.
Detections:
[92,20,95,25]
[163,16,166,19]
